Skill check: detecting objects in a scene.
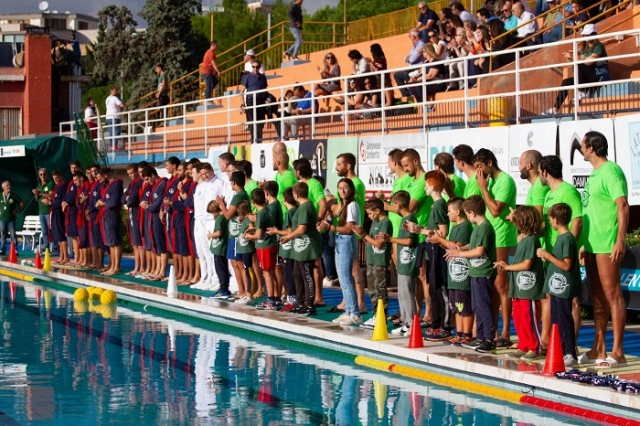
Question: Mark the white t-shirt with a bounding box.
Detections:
[194,175,225,218]
[459,10,476,23]
[105,95,123,119]
[84,106,97,124]
[345,201,360,225]
[244,61,265,75]
[517,11,538,38]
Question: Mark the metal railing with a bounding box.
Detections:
[61,28,640,161]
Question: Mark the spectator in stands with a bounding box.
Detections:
[565,0,590,35]
[0,180,24,256]
[542,0,564,44]
[370,43,395,107]
[428,30,449,61]
[347,49,371,75]
[438,9,464,35]
[472,25,492,75]
[201,41,220,100]
[355,78,381,118]
[278,89,298,140]
[501,1,518,30]
[284,0,304,61]
[476,7,497,23]
[315,52,341,105]
[243,50,265,75]
[286,85,318,139]
[416,1,440,43]
[393,29,426,101]
[488,19,515,70]
[543,24,609,115]
[408,44,447,104]
[451,2,477,23]
[342,78,366,109]
[513,1,539,45]
[105,86,124,151]
[447,27,470,90]
[155,64,170,107]
[84,98,97,139]
[242,60,268,143]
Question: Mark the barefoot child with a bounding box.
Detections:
[495,206,545,360]
[536,203,581,367]
[207,200,230,299]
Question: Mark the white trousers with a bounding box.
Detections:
[194,217,219,286]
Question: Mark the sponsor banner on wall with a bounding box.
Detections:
[250,142,275,183]
[558,118,614,195]
[0,145,25,158]
[358,133,427,195]
[298,140,328,183]
[327,137,358,193]
[426,126,510,179]
[613,114,640,206]
[507,122,558,205]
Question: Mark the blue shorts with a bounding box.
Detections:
[226,238,242,261]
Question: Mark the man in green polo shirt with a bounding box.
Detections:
[32,168,55,254]
[0,180,24,255]
[452,144,482,198]
[579,131,629,369]
[473,148,517,347]
[518,150,549,218]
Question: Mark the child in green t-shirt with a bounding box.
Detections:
[445,195,496,354]
[353,198,392,329]
[234,200,256,305]
[494,206,545,360]
[206,200,231,298]
[267,187,298,310]
[380,190,419,337]
[536,203,580,367]
[263,181,284,302]
[245,188,280,310]
[427,197,473,346]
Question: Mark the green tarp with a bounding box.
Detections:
[0,136,78,230]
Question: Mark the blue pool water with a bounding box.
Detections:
[0,280,597,425]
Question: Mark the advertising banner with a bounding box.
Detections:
[507,122,558,204]
[0,145,25,158]
[327,137,358,193]
[613,113,640,206]
[250,142,275,183]
[298,139,328,183]
[357,133,427,195]
[558,118,614,195]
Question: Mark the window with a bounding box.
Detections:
[2,35,25,43]
[78,21,88,30]
[0,109,22,140]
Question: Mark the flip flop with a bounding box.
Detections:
[327,306,344,313]
[596,356,627,369]
[577,352,598,365]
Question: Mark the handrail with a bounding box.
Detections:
[571,0,633,36]
[491,0,571,47]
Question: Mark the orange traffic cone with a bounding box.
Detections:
[8,242,17,263]
[542,324,565,376]
[34,251,43,269]
[408,314,424,348]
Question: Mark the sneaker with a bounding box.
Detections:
[339,314,363,326]
[475,340,496,354]
[563,354,577,367]
[213,291,231,299]
[443,335,462,345]
[190,281,207,289]
[360,316,376,329]
[255,301,271,310]
[461,338,483,349]
[506,349,526,359]
[234,296,252,305]
[391,325,410,337]
[332,313,349,324]
[297,306,317,315]
[520,350,540,361]
[423,328,435,339]
[322,277,334,288]
[425,328,452,342]
[281,303,295,312]
[542,107,558,116]
[273,301,284,310]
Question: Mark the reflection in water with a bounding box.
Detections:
[0,281,586,425]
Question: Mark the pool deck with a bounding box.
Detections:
[2,258,640,423]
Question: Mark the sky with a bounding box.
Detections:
[2,0,337,19]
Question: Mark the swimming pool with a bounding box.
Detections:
[0,280,597,425]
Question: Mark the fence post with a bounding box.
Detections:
[515,51,521,124]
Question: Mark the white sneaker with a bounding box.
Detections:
[339,314,363,326]
[542,108,558,116]
[323,277,334,288]
[190,281,207,289]
[391,325,410,336]
[234,296,253,305]
[564,354,577,367]
[361,316,376,328]
[332,313,349,324]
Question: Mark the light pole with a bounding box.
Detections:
[202,5,225,41]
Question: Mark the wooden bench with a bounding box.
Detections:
[16,215,41,252]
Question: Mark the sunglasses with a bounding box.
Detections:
[252,65,260,68]
[502,8,511,11]
[429,34,437,38]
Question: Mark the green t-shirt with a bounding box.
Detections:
[37,181,54,215]
[255,207,277,249]
[209,214,228,256]
[408,173,433,242]
[245,179,259,212]
[396,213,420,277]
[0,192,23,222]
[486,171,518,248]
[389,173,412,238]
[367,217,392,267]
[444,173,466,201]
[158,72,168,94]
[426,198,448,231]
[468,219,497,278]
[447,220,473,291]
[543,232,581,299]
[525,178,550,208]
[228,190,251,238]
[275,169,297,218]
[290,200,322,262]
[267,200,284,231]
[279,207,297,259]
[543,181,582,250]
[463,174,482,199]
[235,217,255,254]
[582,161,628,254]
[306,178,325,215]
[352,175,366,225]
[508,235,545,300]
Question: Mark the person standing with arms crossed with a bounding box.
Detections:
[284,0,304,61]
[578,131,629,369]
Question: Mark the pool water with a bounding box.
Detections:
[0,280,596,425]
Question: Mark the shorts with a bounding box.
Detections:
[226,237,242,261]
[257,245,278,271]
[449,289,472,316]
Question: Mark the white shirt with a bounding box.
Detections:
[244,61,265,75]
[194,175,225,218]
[84,106,97,124]
[459,10,476,23]
[517,11,538,38]
[219,172,235,208]
[105,95,123,119]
